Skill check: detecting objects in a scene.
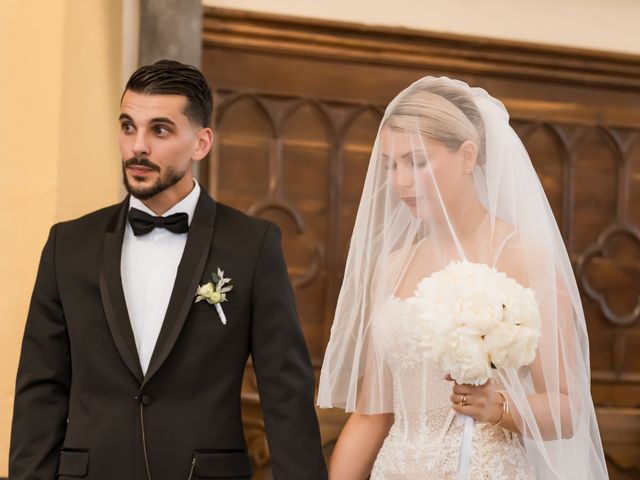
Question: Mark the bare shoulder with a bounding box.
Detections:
[370,239,425,296]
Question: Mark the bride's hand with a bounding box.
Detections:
[446,374,505,425]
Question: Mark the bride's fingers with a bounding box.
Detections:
[452,383,476,395]
[451,402,480,417]
[450,393,473,406]
[478,379,492,391]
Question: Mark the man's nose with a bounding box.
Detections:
[132,131,149,156]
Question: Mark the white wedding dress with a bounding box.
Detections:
[370,296,536,480]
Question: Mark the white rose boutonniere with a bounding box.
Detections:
[195,267,234,325]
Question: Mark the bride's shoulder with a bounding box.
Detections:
[380,239,424,266]
[371,240,424,287]
[492,219,522,252]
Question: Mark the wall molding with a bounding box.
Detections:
[203,7,640,93]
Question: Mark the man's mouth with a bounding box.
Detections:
[127,165,155,176]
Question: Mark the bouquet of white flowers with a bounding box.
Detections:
[406,260,542,479]
[406,261,541,383]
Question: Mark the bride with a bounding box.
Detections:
[317,77,608,479]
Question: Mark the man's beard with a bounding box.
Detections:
[122,157,186,200]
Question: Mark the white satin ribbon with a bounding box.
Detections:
[455,414,474,480]
[215,303,227,325]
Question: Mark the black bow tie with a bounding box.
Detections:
[128,208,190,236]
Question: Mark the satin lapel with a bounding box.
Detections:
[98,198,144,383]
[142,191,216,388]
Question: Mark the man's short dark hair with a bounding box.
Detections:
[123,59,212,127]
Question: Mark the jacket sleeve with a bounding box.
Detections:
[250,223,328,479]
[10,225,71,479]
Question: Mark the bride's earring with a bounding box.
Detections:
[464,168,472,174]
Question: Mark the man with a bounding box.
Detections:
[10,59,327,480]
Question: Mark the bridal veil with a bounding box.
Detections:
[318,77,608,479]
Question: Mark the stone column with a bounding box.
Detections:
[139,0,202,67]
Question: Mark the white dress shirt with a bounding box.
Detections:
[121,181,201,374]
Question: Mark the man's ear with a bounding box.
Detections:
[460,140,478,173]
[193,127,213,162]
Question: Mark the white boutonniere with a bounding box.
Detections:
[195,267,233,325]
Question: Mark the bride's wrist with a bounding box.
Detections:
[489,390,509,426]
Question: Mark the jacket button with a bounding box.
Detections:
[141,395,153,406]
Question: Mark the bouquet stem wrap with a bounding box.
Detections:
[455,414,475,480]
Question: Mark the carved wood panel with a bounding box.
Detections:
[202,7,640,478]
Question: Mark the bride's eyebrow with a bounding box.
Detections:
[402,150,426,158]
[381,151,425,159]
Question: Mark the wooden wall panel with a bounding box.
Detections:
[202,7,640,478]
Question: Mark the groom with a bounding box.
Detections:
[10,60,327,480]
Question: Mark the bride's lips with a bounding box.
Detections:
[402,197,417,207]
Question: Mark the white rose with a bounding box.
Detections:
[197,282,214,298]
[485,323,539,369]
[454,288,504,336]
[441,332,492,386]
[406,297,454,358]
[208,290,222,304]
[504,288,541,331]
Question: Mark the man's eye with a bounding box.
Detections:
[121,123,134,133]
[154,126,170,136]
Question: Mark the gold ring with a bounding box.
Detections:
[460,394,467,407]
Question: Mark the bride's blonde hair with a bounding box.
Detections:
[384,80,487,166]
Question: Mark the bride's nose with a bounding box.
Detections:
[395,163,415,188]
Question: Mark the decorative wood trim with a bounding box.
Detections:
[203,7,640,92]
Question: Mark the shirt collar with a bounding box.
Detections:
[128,180,201,226]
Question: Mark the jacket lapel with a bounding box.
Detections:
[98,198,144,383]
[142,190,217,388]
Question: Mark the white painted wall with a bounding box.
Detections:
[203,0,640,56]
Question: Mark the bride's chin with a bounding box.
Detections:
[399,200,429,219]
[406,205,421,218]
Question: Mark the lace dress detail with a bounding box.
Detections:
[370,297,536,480]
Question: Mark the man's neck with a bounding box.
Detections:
[141,176,196,216]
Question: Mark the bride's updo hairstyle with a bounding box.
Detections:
[384,79,487,167]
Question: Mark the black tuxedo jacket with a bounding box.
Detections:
[10,190,327,480]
